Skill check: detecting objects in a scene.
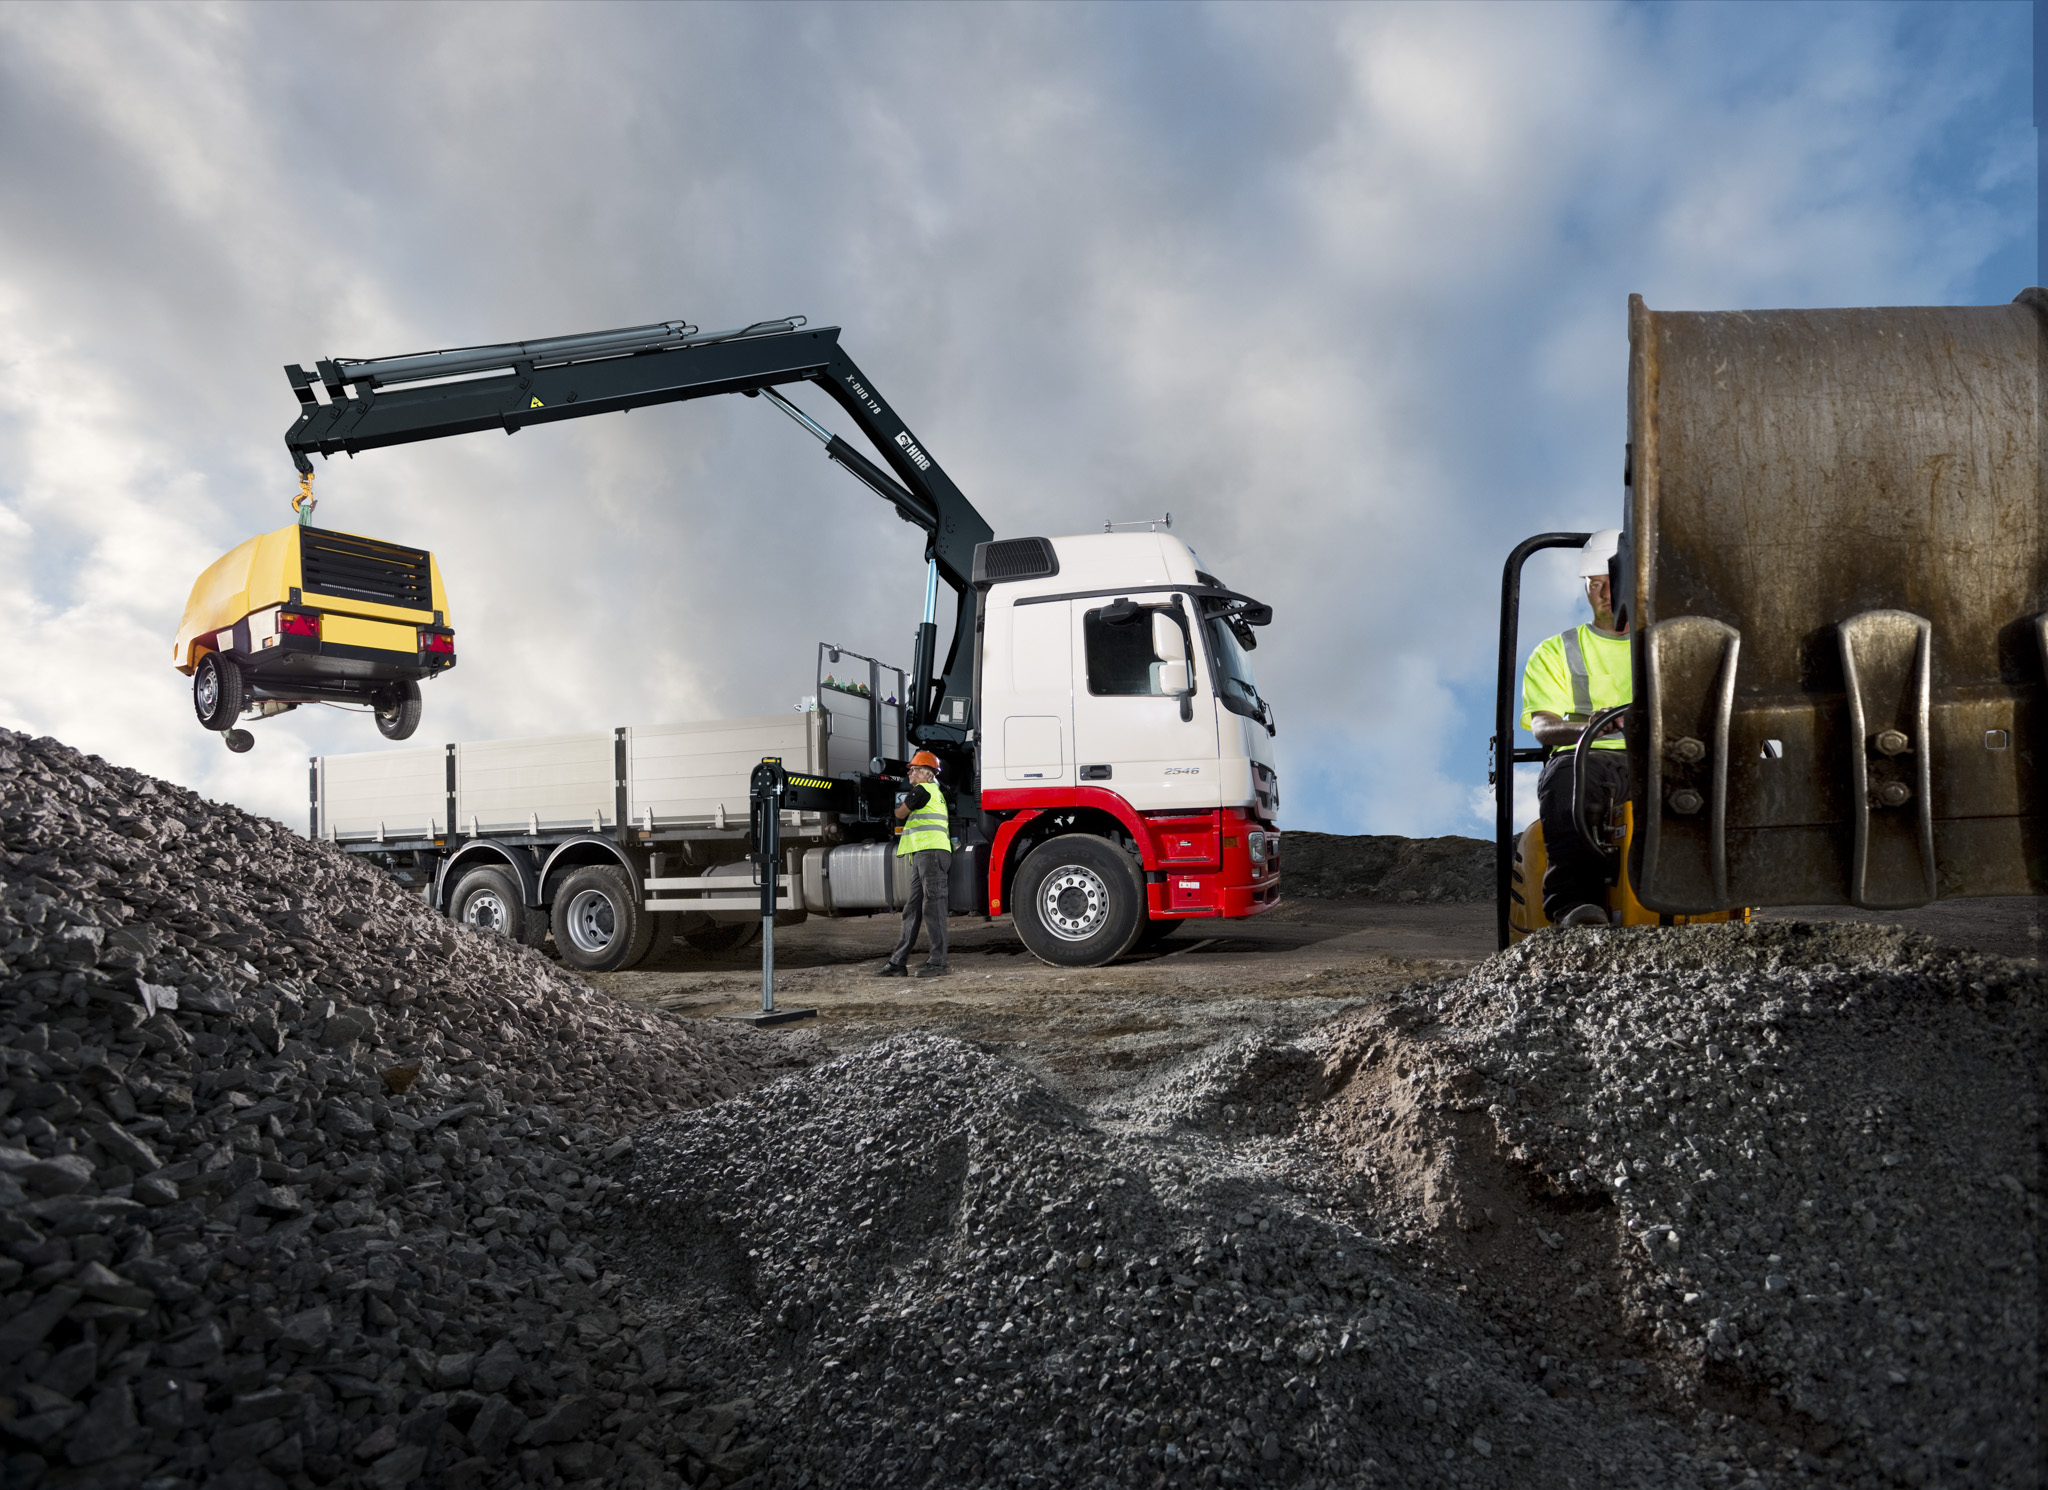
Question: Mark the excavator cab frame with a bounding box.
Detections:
[1494,289,2047,950]
[1490,535,1746,948]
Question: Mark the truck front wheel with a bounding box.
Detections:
[551,865,658,972]
[1013,834,1147,967]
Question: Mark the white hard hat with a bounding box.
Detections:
[1577,529,1622,578]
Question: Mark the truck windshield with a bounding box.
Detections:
[1203,610,1263,720]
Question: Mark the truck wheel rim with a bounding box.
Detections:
[565,888,617,954]
[1040,865,1109,942]
[196,664,218,718]
[463,891,509,934]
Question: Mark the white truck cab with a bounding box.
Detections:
[972,531,1281,964]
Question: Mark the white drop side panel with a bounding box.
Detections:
[456,733,613,833]
[626,713,820,826]
[317,748,445,842]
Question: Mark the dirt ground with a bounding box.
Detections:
[591,894,2043,1108]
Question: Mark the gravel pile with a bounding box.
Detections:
[1281,835,1490,904]
[0,729,805,1489]
[9,717,2037,1490]
[1300,924,2042,1488]
[602,1033,1705,1488]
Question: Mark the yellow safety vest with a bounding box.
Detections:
[1520,625,1630,751]
[896,784,952,856]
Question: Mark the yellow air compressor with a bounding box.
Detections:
[173,490,454,753]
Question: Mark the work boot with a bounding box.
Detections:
[875,962,908,977]
[1557,904,1610,928]
[914,964,949,979]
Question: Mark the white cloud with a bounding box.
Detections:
[0,1,2030,836]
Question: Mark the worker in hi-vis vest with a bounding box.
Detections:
[1520,529,1631,927]
[878,749,953,978]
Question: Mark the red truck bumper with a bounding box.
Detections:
[983,792,1280,919]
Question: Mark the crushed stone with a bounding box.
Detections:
[0,729,805,1489]
[1296,924,2042,1488]
[5,721,2039,1490]
[604,1033,1700,1488]
[1281,835,1491,904]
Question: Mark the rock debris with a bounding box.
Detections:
[0,730,804,1489]
[3,725,2039,1490]
[1299,926,2041,1488]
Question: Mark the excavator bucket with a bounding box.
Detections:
[1620,290,2047,913]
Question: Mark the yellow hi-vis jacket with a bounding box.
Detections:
[896,783,952,856]
[1520,625,1630,752]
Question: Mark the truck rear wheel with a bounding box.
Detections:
[193,652,245,731]
[1013,834,1147,968]
[551,865,657,972]
[452,867,547,949]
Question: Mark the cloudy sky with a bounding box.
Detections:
[0,1,2035,839]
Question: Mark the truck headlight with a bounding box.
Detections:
[1248,831,1266,863]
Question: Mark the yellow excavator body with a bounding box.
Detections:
[1507,802,1751,944]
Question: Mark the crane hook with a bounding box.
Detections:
[292,470,316,526]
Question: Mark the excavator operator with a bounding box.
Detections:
[877,750,953,978]
[1521,529,1631,927]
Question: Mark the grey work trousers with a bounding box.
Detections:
[889,849,952,969]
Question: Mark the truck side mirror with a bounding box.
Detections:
[1157,660,1190,694]
[1151,612,1187,663]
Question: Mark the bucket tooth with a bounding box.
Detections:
[1639,615,1739,912]
[1838,610,1935,910]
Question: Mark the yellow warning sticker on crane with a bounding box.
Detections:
[529,397,544,408]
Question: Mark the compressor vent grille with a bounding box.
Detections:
[973,537,1060,586]
[300,528,433,610]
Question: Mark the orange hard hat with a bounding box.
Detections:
[909,750,941,770]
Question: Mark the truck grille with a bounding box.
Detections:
[300,528,433,610]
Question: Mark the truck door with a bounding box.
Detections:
[1071,595,1221,809]
[993,598,1074,784]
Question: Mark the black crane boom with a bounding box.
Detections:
[283,318,993,745]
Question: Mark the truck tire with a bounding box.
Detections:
[451,867,546,948]
[551,864,657,972]
[375,681,423,742]
[193,652,245,731]
[1013,834,1147,968]
[641,910,675,966]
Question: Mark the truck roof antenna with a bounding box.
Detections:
[1103,513,1171,533]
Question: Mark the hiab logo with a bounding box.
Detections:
[894,431,933,472]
